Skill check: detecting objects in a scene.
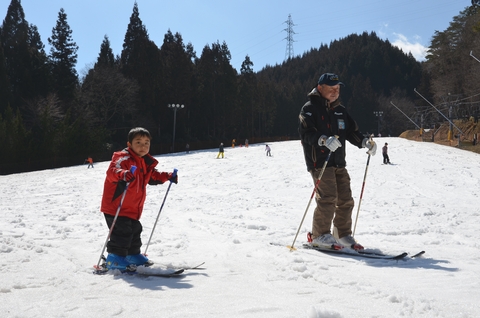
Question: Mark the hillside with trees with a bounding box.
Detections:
[0,0,479,174]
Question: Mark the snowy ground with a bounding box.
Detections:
[1,137,479,318]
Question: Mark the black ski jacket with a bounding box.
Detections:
[298,88,365,171]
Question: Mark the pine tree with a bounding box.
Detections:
[95,35,115,69]
[159,30,194,142]
[48,8,78,105]
[81,35,139,142]
[195,41,237,139]
[120,2,161,135]
[0,104,29,164]
[0,0,38,108]
[426,7,480,107]
[120,1,149,77]
[238,55,257,137]
[27,24,51,100]
[160,30,193,101]
[0,45,11,115]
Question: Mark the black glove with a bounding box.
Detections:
[168,173,178,184]
[123,170,135,182]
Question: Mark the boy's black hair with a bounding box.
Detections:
[128,127,152,143]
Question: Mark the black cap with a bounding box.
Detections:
[318,73,344,86]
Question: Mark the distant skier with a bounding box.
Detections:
[85,157,94,168]
[382,143,391,164]
[216,143,225,159]
[265,144,272,156]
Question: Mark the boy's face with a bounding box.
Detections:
[127,135,151,157]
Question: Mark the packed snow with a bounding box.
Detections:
[1,137,479,317]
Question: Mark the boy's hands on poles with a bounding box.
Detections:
[362,138,377,156]
[318,135,342,152]
[168,173,178,184]
[123,170,136,182]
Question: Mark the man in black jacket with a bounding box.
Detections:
[382,143,391,164]
[298,73,376,250]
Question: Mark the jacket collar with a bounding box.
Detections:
[307,87,341,109]
[125,148,158,169]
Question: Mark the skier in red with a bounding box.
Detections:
[100,127,178,271]
[85,157,94,168]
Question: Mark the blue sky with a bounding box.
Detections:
[0,0,470,76]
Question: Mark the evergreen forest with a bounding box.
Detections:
[1,0,479,174]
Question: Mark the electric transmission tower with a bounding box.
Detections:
[284,14,296,61]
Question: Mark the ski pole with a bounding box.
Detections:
[353,138,374,237]
[95,165,137,269]
[143,168,178,256]
[288,151,332,251]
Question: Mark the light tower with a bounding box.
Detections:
[167,103,184,153]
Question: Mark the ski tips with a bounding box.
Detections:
[287,245,297,251]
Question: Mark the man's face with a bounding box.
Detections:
[318,84,340,102]
[128,135,151,157]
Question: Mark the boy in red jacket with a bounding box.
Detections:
[101,127,178,271]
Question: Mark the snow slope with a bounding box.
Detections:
[1,137,479,317]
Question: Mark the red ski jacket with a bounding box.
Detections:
[100,148,170,220]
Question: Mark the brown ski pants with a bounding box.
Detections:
[310,166,355,239]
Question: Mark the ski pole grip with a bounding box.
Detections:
[169,168,178,184]
[130,166,137,174]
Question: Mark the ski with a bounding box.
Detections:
[93,266,185,277]
[141,261,205,271]
[302,244,408,260]
[129,268,185,277]
[181,262,206,270]
[270,242,423,260]
[93,259,204,276]
[411,250,426,258]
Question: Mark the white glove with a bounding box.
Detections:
[362,138,377,156]
[319,135,342,152]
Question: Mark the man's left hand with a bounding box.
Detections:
[362,138,377,156]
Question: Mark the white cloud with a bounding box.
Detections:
[391,33,427,61]
[378,23,389,38]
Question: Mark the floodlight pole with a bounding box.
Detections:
[168,103,185,153]
[373,111,383,136]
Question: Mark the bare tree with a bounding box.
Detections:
[21,93,64,130]
[80,66,139,131]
